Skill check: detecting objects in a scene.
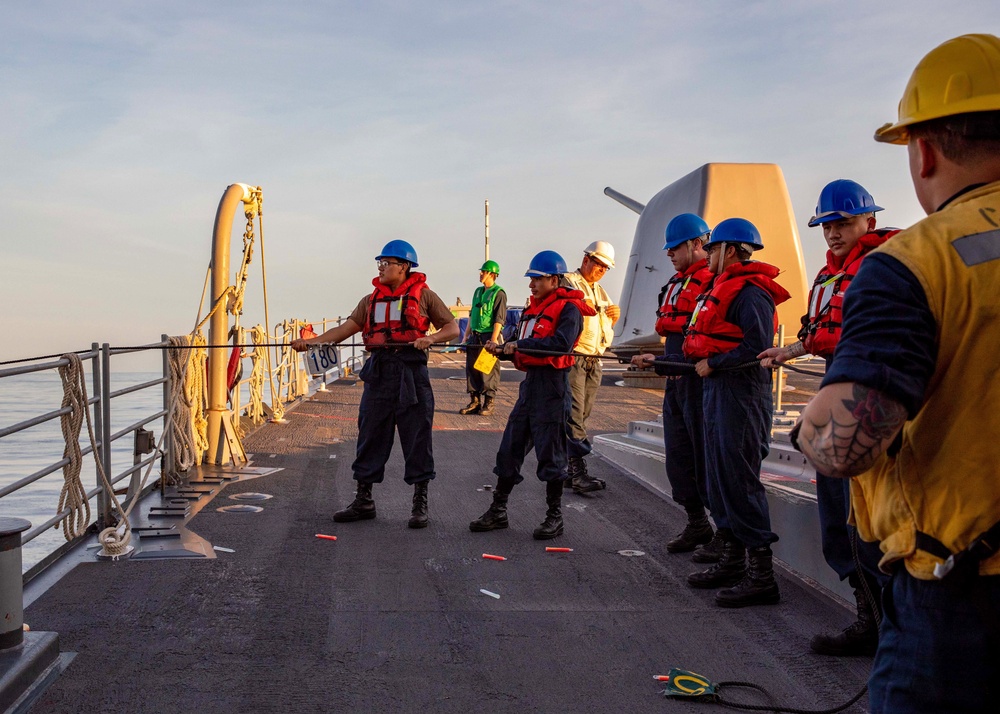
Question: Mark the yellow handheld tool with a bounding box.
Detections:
[473,349,498,374]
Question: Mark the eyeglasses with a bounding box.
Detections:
[587,257,610,271]
[376,259,406,268]
[705,244,720,255]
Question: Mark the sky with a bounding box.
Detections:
[1,1,995,365]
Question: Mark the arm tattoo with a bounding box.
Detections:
[842,384,908,442]
[801,384,908,477]
[787,341,807,358]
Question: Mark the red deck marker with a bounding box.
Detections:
[653,675,671,682]
[545,547,573,553]
[482,553,506,561]
[315,534,338,541]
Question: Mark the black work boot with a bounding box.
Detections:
[408,481,429,529]
[470,479,515,531]
[533,480,565,540]
[715,545,781,608]
[459,395,481,415]
[687,537,746,588]
[479,395,496,416]
[333,482,376,522]
[667,504,714,553]
[570,456,606,494]
[810,571,880,655]
[691,528,729,563]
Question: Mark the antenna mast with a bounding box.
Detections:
[484,199,490,261]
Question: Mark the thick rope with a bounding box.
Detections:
[180,287,235,465]
[265,320,292,422]
[58,353,132,557]
[270,337,288,422]
[187,332,210,464]
[56,355,92,541]
[167,335,198,474]
[777,362,827,378]
[245,325,268,427]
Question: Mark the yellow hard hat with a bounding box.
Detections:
[875,34,1000,144]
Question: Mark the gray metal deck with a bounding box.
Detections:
[20,354,870,713]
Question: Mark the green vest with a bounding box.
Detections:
[470,284,503,333]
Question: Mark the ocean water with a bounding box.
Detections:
[0,370,168,573]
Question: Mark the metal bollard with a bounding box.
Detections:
[0,518,31,650]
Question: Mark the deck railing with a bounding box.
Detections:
[0,322,364,578]
[0,339,170,578]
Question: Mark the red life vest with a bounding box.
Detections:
[683,261,791,360]
[299,323,317,340]
[513,287,596,371]
[362,272,431,348]
[799,230,898,357]
[654,258,714,336]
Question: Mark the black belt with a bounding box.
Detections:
[916,520,1000,579]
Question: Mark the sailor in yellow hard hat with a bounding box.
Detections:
[795,34,1000,713]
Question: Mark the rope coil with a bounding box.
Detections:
[57,353,131,558]
[167,335,199,474]
[56,355,92,541]
[245,325,268,428]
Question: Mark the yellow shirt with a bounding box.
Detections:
[561,271,615,355]
[850,181,1000,579]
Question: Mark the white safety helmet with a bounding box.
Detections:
[584,240,615,269]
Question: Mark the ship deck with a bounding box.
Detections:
[22,353,870,713]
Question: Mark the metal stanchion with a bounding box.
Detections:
[772,325,795,428]
[0,518,31,650]
[775,325,785,414]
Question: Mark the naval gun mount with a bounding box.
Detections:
[606,162,808,362]
[595,165,849,603]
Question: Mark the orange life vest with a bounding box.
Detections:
[683,261,791,360]
[513,287,595,371]
[362,272,431,348]
[799,230,898,357]
[654,258,714,336]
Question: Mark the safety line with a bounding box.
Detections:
[2,343,799,374]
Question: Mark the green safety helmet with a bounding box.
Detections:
[480,260,500,276]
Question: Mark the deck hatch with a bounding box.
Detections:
[228,492,273,502]
[216,505,264,513]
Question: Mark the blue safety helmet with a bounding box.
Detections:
[524,250,568,277]
[704,218,764,251]
[664,213,711,250]
[808,179,884,227]
[376,239,419,267]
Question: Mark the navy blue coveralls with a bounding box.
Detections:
[494,303,583,484]
[352,348,436,485]
[702,286,777,548]
[657,333,709,511]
